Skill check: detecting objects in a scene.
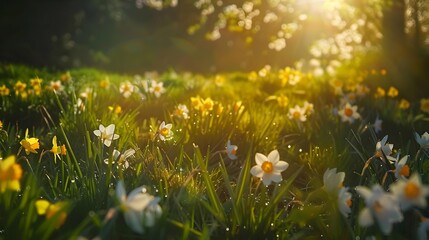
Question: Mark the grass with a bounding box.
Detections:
[0,63,428,239]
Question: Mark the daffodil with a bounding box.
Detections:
[172,104,189,119]
[375,135,395,162]
[50,80,64,92]
[356,184,403,235]
[93,124,120,147]
[394,155,410,179]
[398,99,410,109]
[226,140,238,160]
[20,129,40,155]
[201,97,214,112]
[74,98,85,114]
[375,87,386,98]
[158,121,173,141]
[338,102,360,123]
[50,136,61,163]
[338,187,352,217]
[323,168,345,193]
[390,174,429,211]
[119,81,135,98]
[35,199,68,228]
[415,132,429,149]
[421,98,429,114]
[149,80,165,98]
[116,181,162,234]
[0,84,10,96]
[0,155,22,192]
[387,86,399,98]
[250,150,289,186]
[288,105,307,122]
[104,149,135,169]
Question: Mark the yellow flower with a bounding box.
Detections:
[398,99,410,109]
[277,95,289,108]
[0,120,3,128]
[190,96,202,110]
[214,75,225,87]
[50,136,61,163]
[248,71,258,82]
[108,105,122,115]
[30,77,43,87]
[14,81,27,95]
[0,84,10,96]
[387,87,399,98]
[380,69,387,75]
[60,144,67,156]
[0,155,23,192]
[99,78,110,89]
[20,129,40,155]
[35,200,68,228]
[375,87,385,98]
[421,98,429,114]
[201,97,214,112]
[60,72,71,82]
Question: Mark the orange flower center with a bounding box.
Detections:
[231,148,237,155]
[404,182,420,199]
[261,161,273,173]
[399,165,410,177]
[154,86,161,92]
[160,127,169,136]
[292,111,301,119]
[344,108,353,117]
[346,198,352,207]
[373,201,383,213]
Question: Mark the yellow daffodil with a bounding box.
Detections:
[420,98,429,114]
[30,77,42,87]
[201,97,214,112]
[35,199,68,228]
[50,136,61,163]
[14,81,27,96]
[0,155,23,192]
[374,87,385,98]
[190,96,202,110]
[387,86,399,98]
[99,78,110,89]
[50,80,64,92]
[214,75,225,87]
[398,99,410,109]
[20,129,40,155]
[0,84,11,96]
[60,72,71,82]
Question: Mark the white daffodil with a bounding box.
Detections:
[226,140,238,160]
[104,149,135,169]
[390,174,429,211]
[394,155,410,179]
[116,181,162,234]
[375,135,395,162]
[149,80,165,98]
[172,104,190,119]
[323,168,345,193]
[338,187,352,217]
[158,121,173,141]
[119,81,135,98]
[415,132,429,149]
[250,150,289,186]
[288,105,307,122]
[356,184,403,235]
[93,124,120,147]
[338,102,360,123]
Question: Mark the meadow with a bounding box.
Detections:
[0,63,429,239]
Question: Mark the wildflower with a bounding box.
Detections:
[323,168,345,193]
[0,120,3,128]
[60,72,71,82]
[50,80,64,92]
[116,181,162,234]
[104,149,135,169]
[421,98,429,114]
[93,124,120,147]
[248,71,258,82]
[415,132,429,149]
[172,104,189,119]
[158,121,173,141]
[99,78,110,89]
[303,101,314,116]
[50,136,61,163]
[390,174,429,211]
[201,97,214,112]
[190,96,202,110]
[329,79,343,95]
[394,155,410,179]
[149,80,165,98]
[276,95,289,108]
[14,81,27,95]
[214,75,225,87]
[338,102,360,123]
[356,184,403,235]
[30,77,42,87]
[387,86,399,98]
[80,87,94,99]
[119,81,135,98]
[398,99,410,109]
[373,116,383,134]
[355,84,370,97]
[375,135,395,162]
[0,84,10,96]
[258,65,271,78]
[226,140,238,160]
[250,150,289,186]
[288,105,307,122]
[108,105,122,115]
[0,155,23,192]
[61,144,67,156]
[233,101,244,113]
[338,187,352,217]
[375,87,385,98]
[74,98,85,114]
[35,199,68,227]
[20,129,40,155]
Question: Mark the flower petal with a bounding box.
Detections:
[255,153,267,165]
[116,181,127,203]
[267,150,280,164]
[358,208,374,227]
[274,161,289,172]
[250,165,263,178]
[124,210,144,234]
[106,124,115,134]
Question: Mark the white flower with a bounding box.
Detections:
[50,80,64,92]
[104,149,135,169]
[338,187,352,217]
[415,132,429,149]
[74,98,85,114]
[116,181,162,234]
[226,140,238,160]
[119,81,135,98]
[338,102,360,123]
[375,135,395,162]
[323,168,345,193]
[173,104,190,119]
[93,124,120,147]
[149,80,165,98]
[158,121,173,141]
[250,150,289,186]
[390,174,429,211]
[80,87,95,99]
[288,105,307,122]
[394,155,410,179]
[356,184,403,235]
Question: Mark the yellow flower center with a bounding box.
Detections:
[399,165,410,177]
[154,86,161,92]
[160,127,169,136]
[344,108,353,117]
[261,161,273,173]
[404,182,420,199]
